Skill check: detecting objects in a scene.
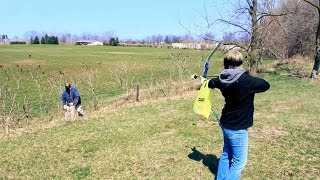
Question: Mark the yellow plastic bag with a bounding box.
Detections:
[193,80,214,119]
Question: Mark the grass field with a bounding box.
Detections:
[0,45,319,179]
[0,45,218,121]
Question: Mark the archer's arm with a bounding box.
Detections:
[61,91,67,105]
[208,78,220,89]
[248,75,270,93]
[72,88,80,105]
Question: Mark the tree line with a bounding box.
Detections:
[30,34,59,44]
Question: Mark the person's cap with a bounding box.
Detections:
[65,83,71,87]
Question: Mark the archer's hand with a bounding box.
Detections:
[63,105,69,110]
[200,76,207,84]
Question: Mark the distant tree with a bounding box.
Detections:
[116,37,119,45]
[223,32,238,43]
[48,36,54,44]
[300,0,320,78]
[182,34,193,42]
[24,30,38,43]
[47,36,59,44]
[203,32,215,42]
[56,36,59,44]
[109,37,119,46]
[157,35,163,43]
[33,36,40,44]
[1,35,8,40]
[109,38,115,46]
[44,34,49,44]
[172,36,181,43]
[41,36,45,44]
[102,31,116,42]
[164,36,171,44]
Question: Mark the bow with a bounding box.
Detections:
[192,42,222,79]
[203,42,222,77]
[192,42,222,121]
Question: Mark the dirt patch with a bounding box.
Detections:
[250,126,288,143]
[270,99,300,113]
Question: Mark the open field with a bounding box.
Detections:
[0,45,221,122]
[0,45,319,179]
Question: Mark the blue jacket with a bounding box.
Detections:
[61,87,81,106]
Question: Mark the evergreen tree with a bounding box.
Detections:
[48,36,54,44]
[33,36,40,44]
[41,37,45,44]
[164,36,170,44]
[109,38,117,46]
[44,34,49,44]
[115,37,119,46]
[53,36,59,44]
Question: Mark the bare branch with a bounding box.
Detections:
[257,12,288,21]
[203,0,210,27]
[301,0,320,10]
[178,20,206,42]
[218,19,251,34]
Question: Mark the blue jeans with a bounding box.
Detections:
[217,128,248,180]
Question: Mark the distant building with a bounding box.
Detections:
[171,42,242,51]
[75,40,103,46]
[87,41,103,46]
[172,42,218,50]
[75,40,93,45]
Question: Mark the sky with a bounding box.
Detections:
[0,0,234,40]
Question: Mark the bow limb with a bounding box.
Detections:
[202,42,222,78]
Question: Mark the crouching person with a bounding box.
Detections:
[62,83,85,119]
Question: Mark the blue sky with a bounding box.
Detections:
[0,0,233,40]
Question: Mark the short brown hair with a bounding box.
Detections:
[223,51,243,69]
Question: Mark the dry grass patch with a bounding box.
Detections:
[250,126,288,144]
[105,80,200,110]
[273,55,313,78]
[12,59,48,66]
[270,99,301,113]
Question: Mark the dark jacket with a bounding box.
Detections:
[208,69,270,130]
[61,87,81,106]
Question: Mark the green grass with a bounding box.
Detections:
[0,45,319,179]
[0,45,221,118]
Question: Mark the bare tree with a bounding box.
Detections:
[259,0,320,62]
[217,0,288,73]
[300,0,320,78]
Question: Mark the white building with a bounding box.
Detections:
[88,41,103,46]
[172,42,218,50]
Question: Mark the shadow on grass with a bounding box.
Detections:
[188,147,219,177]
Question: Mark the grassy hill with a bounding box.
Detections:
[0,45,319,179]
